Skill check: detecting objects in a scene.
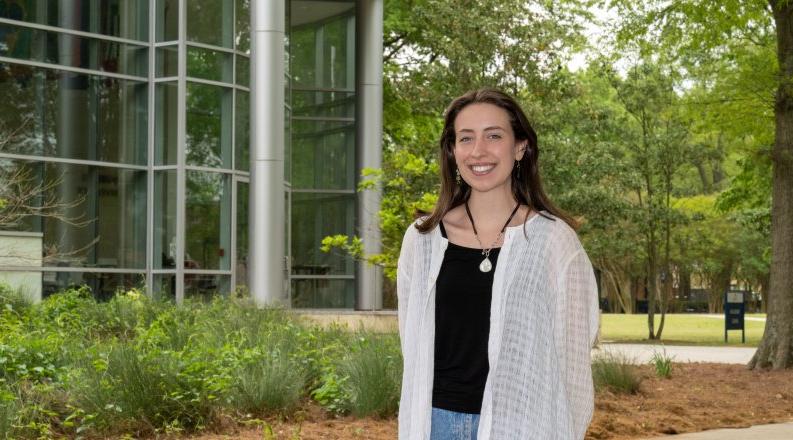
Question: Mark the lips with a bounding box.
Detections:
[469,163,496,176]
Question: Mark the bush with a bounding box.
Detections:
[229,349,306,414]
[0,286,408,437]
[592,351,642,394]
[650,349,674,379]
[0,283,33,316]
[71,343,218,436]
[337,333,402,418]
[0,385,18,440]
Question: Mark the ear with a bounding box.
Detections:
[514,141,528,161]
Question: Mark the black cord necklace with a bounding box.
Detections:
[464,201,521,273]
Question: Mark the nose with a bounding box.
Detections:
[470,134,487,157]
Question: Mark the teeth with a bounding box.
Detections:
[471,165,495,173]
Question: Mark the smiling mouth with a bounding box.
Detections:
[469,164,496,176]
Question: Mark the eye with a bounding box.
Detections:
[457,136,472,143]
[487,133,502,140]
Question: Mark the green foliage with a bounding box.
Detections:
[337,334,402,418]
[0,287,407,437]
[592,352,642,394]
[650,349,674,379]
[0,385,18,440]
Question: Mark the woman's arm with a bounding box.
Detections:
[555,247,600,439]
[396,224,416,346]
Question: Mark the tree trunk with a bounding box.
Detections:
[749,0,793,370]
[760,273,770,314]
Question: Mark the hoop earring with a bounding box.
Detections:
[455,168,462,185]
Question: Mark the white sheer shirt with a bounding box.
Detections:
[397,211,600,439]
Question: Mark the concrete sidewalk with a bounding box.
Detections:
[594,343,756,364]
[639,422,793,439]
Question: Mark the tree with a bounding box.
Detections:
[609,0,793,369]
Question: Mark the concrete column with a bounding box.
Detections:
[355,0,384,310]
[250,0,286,307]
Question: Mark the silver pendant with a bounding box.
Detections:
[479,257,492,273]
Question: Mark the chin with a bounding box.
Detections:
[464,177,512,194]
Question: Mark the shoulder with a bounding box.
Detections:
[536,212,586,264]
[401,216,430,246]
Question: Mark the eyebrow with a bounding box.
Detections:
[456,126,506,133]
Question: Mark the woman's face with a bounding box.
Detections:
[453,103,526,195]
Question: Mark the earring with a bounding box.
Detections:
[515,160,521,171]
[455,168,461,185]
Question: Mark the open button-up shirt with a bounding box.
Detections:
[397,211,600,440]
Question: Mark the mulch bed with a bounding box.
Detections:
[182,363,793,439]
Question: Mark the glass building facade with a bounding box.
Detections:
[0,0,381,308]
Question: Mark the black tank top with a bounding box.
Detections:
[432,221,500,414]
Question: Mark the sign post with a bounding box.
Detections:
[724,290,745,343]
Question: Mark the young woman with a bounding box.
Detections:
[397,89,599,440]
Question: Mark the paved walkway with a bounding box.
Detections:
[639,422,793,439]
[594,343,756,364]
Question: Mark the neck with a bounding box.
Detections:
[466,185,519,229]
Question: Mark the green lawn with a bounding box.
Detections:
[600,313,766,347]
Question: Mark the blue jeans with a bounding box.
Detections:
[430,407,480,440]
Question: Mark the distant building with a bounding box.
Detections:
[0,0,384,309]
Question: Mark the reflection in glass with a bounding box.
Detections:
[284,107,291,182]
[155,82,178,165]
[235,55,249,87]
[234,91,249,171]
[235,182,249,293]
[185,274,231,300]
[291,4,355,89]
[291,279,354,308]
[186,171,231,271]
[0,63,147,165]
[154,171,177,269]
[292,90,354,118]
[0,0,149,42]
[186,0,233,48]
[156,0,179,42]
[187,46,232,83]
[291,192,354,276]
[156,45,178,77]
[291,119,355,189]
[1,160,147,269]
[186,83,232,168]
[0,23,148,77]
[235,0,250,53]
[42,272,145,302]
[153,274,176,301]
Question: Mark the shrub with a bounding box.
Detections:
[337,333,402,418]
[3,381,70,439]
[71,343,216,436]
[228,349,306,414]
[0,385,18,440]
[650,349,674,379]
[592,351,642,394]
[0,283,33,316]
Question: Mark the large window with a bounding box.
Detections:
[186,1,233,48]
[0,0,149,42]
[0,63,147,165]
[0,0,279,305]
[0,22,148,76]
[0,159,147,269]
[186,83,233,168]
[289,1,356,308]
[185,171,231,271]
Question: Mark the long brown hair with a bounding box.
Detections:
[415,88,578,233]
